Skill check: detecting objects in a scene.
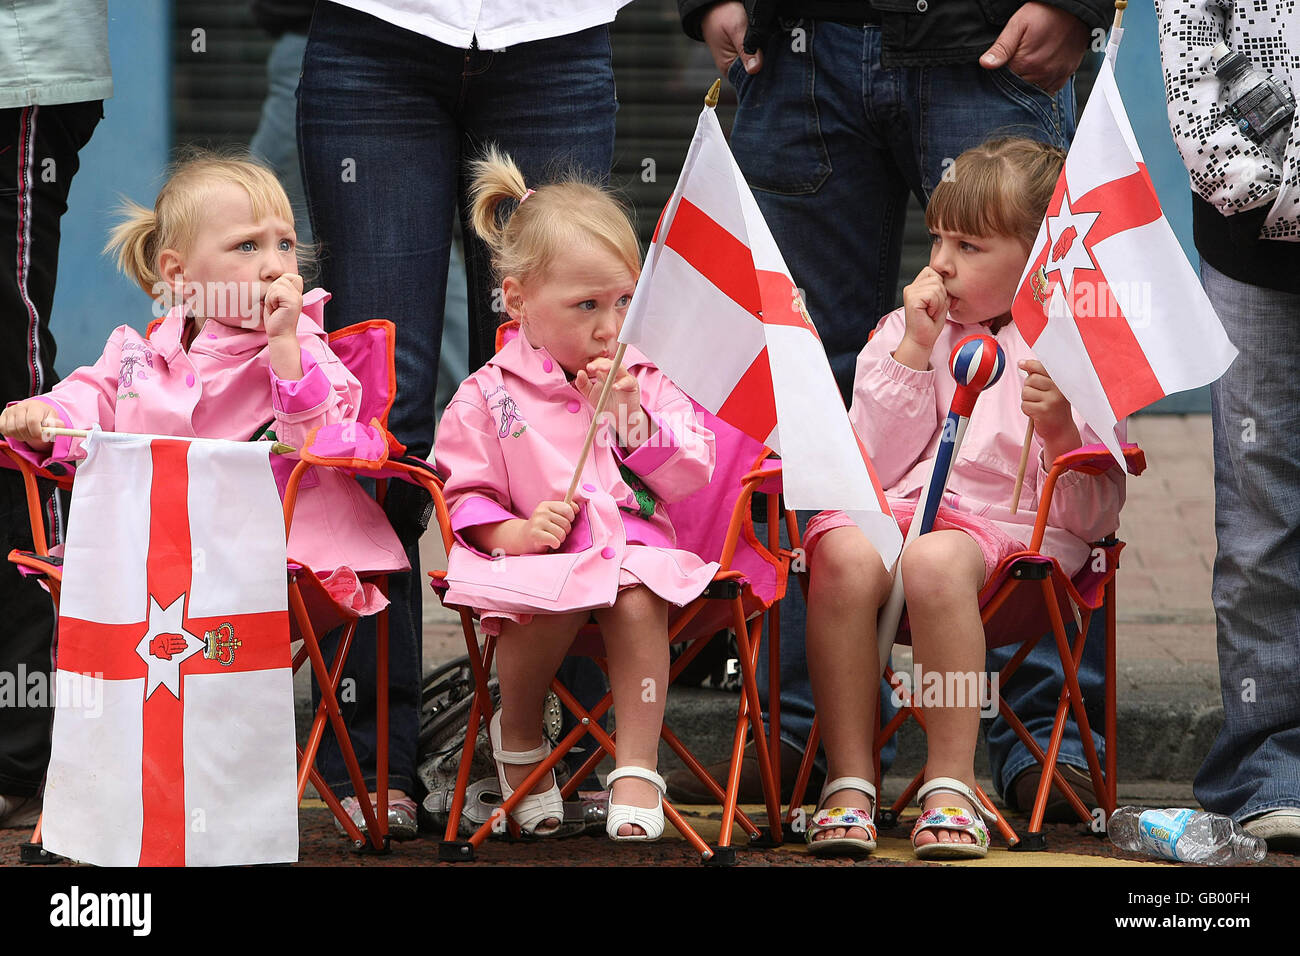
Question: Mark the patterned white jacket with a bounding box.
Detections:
[1156,0,1300,240]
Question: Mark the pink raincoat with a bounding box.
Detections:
[808,308,1125,576]
[434,328,719,631]
[7,288,407,578]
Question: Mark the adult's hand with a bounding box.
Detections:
[701,1,763,77]
[979,1,1092,95]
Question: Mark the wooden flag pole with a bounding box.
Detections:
[1113,0,1126,30]
[1009,418,1034,515]
[563,341,629,507]
[40,425,298,457]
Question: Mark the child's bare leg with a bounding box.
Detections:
[902,530,987,847]
[805,527,892,842]
[495,610,590,825]
[592,585,669,837]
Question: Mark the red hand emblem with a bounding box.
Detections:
[1051,225,1078,261]
[149,634,187,660]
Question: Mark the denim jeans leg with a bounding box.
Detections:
[298,4,464,797]
[729,23,914,763]
[1194,261,1300,822]
[250,31,312,244]
[458,26,618,371]
[912,61,1076,191]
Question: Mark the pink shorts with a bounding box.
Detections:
[802,500,1025,586]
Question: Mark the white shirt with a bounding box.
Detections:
[327,0,633,49]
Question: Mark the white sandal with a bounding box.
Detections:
[605,766,666,842]
[912,776,991,860]
[806,776,878,856]
[489,709,563,837]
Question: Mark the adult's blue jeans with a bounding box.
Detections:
[298,3,616,798]
[731,21,1101,796]
[251,31,312,245]
[1194,260,1300,823]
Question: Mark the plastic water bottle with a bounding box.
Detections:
[1108,807,1266,865]
[1211,41,1296,164]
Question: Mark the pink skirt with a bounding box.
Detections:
[478,546,691,636]
[803,499,1025,586]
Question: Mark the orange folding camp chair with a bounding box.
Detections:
[2,317,441,861]
[430,322,792,864]
[783,442,1147,850]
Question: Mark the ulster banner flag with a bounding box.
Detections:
[42,431,298,867]
[1011,31,1238,464]
[620,104,903,570]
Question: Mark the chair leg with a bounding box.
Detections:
[375,594,390,838]
[547,680,719,862]
[20,814,57,864]
[290,586,384,849]
[296,620,356,802]
[731,603,783,844]
[1105,577,1119,813]
[785,717,819,830]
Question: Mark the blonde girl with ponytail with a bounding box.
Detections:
[435,147,719,843]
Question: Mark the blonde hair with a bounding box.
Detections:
[468,145,640,295]
[925,137,1065,332]
[104,147,311,298]
[925,137,1066,249]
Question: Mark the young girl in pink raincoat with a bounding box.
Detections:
[0,154,406,585]
[0,153,415,838]
[434,148,718,842]
[799,138,1126,860]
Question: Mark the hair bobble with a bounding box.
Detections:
[519,188,536,204]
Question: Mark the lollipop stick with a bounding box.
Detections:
[1009,418,1034,515]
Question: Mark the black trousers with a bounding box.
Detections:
[0,100,101,797]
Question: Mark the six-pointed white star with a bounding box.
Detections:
[134,594,204,700]
[1044,189,1102,296]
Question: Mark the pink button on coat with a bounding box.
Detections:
[850,308,1125,575]
[434,328,720,624]
[8,289,407,576]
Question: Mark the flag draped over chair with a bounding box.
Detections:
[619,103,903,570]
[1011,31,1238,464]
[42,431,299,867]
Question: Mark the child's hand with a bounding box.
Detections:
[263,273,303,340]
[517,500,579,553]
[575,358,643,435]
[0,399,59,451]
[1020,359,1081,461]
[897,267,949,370]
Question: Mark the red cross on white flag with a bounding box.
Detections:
[41,432,298,867]
[1012,35,1238,463]
[620,104,903,570]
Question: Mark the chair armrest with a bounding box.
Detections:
[1029,442,1145,553]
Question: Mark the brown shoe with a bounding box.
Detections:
[665,741,823,804]
[1010,764,1098,823]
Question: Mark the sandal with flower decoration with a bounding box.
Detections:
[911,776,990,860]
[806,775,877,857]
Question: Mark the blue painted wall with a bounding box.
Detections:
[51,1,170,376]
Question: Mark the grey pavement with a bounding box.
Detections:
[388,413,1223,786]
